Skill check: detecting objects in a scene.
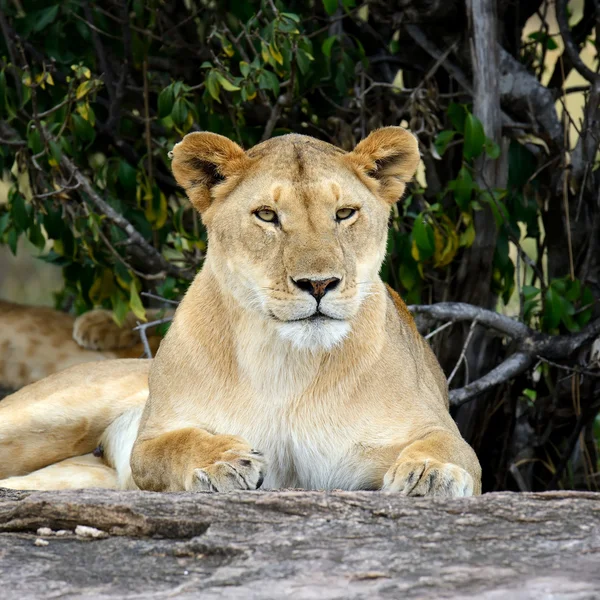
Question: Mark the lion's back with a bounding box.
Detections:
[0,300,159,392]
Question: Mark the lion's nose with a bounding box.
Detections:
[292,277,341,301]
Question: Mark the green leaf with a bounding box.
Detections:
[7,228,18,255]
[10,192,30,233]
[522,285,540,301]
[576,286,594,326]
[129,281,146,321]
[206,71,221,102]
[158,86,174,118]
[111,291,129,327]
[463,113,485,160]
[528,31,558,51]
[296,48,313,75]
[32,5,59,32]
[322,36,337,58]
[543,288,562,330]
[434,130,456,157]
[484,138,500,159]
[49,139,62,164]
[214,72,241,92]
[28,222,45,250]
[239,61,250,77]
[258,70,280,96]
[118,160,137,191]
[171,97,188,126]
[27,128,43,154]
[564,279,581,302]
[323,0,339,16]
[480,190,507,228]
[412,214,435,259]
[399,262,418,291]
[43,206,63,239]
[72,114,95,143]
[281,12,301,23]
[0,213,9,237]
[447,103,466,133]
[452,166,473,210]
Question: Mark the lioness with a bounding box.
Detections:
[0,128,481,496]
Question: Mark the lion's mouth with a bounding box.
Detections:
[270,311,341,323]
[289,311,343,323]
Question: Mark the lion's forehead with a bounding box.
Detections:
[247,133,346,159]
[232,143,367,212]
[245,136,351,183]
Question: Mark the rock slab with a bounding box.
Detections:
[0,489,599,599]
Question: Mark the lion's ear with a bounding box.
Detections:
[170,132,249,213]
[345,127,420,204]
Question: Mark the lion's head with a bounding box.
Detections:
[171,129,420,350]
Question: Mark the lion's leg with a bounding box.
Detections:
[0,454,118,491]
[98,406,144,490]
[0,359,149,478]
[130,428,266,492]
[379,429,482,497]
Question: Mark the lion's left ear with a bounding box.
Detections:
[170,132,250,213]
[345,127,420,204]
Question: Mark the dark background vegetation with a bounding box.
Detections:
[0,0,599,493]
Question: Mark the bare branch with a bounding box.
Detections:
[411,303,600,405]
[59,153,194,281]
[449,352,533,407]
[447,319,478,386]
[409,303,530,338]
[555,0,600,85]
[141,292,180,306]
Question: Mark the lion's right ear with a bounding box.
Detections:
[170,132,249,213]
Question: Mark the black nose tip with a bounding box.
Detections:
[292,277,341,301]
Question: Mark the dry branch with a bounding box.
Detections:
[555,0,600,85]
[410,303,600,406]
[59,154,193,282]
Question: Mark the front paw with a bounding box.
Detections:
[187,443,266,493]
[383,458,474,498]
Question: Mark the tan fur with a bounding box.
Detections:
[0,359,150,478]
[0,300,163,389]
[0,453,118,490]
[132,127,480,496]
[0,128,481,496]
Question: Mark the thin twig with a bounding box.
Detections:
[133,317,173,359]
[141,291,180,306]
[448,319,478,386]
[424,320,453,340]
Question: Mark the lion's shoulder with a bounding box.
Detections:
[384,286,450,407]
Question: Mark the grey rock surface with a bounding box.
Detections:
[0,489,599,599]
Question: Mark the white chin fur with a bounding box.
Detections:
[276,318,351,351]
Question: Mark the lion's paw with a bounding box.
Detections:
[73,310,138,351]
[188,449,266,493]
[383,458,474,498]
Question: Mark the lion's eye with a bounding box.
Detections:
[336,208,357,221]
[255,209,279,224]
